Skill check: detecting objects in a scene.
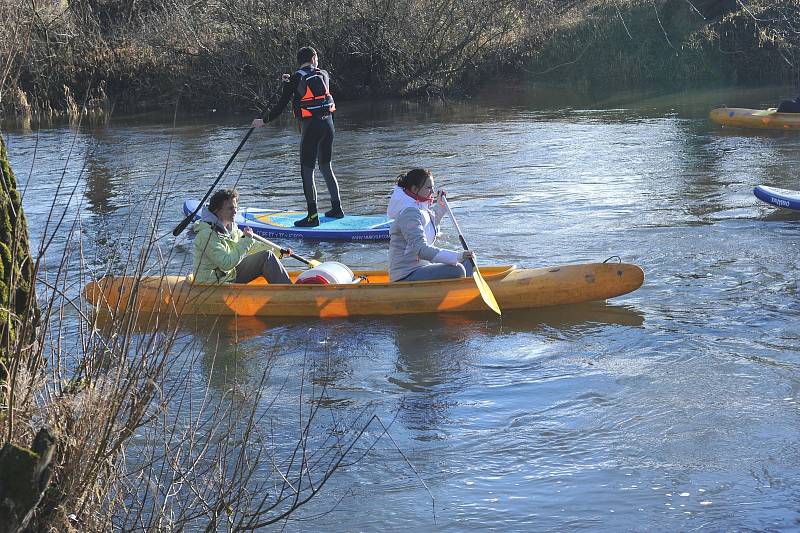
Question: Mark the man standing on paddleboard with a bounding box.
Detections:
[252,46,344,227]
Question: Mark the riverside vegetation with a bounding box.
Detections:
[0,0,799,530]
[0,0,799,123]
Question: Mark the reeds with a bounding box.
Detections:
[0,0,542,121]
[3,0,800,123]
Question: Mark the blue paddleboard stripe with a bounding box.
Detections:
[182,199,391,241]
[753,185,800,211]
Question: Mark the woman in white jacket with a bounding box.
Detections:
[386,168,474,282]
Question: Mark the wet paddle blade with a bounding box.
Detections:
[473,268,501,315]
[441,196,501,315]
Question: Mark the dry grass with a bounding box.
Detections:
[0,0,561,121]
[3,0,799,122]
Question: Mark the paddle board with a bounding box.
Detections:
[182,200,392,241]
[753,185,800,211]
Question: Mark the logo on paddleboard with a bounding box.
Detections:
[770,196,790,208]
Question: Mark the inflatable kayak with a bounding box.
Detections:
[709,107,800,130]
[182,200,392,242]
[84,263,645,318]
[753,185,800,210]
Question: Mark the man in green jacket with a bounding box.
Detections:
[192,189,292,284]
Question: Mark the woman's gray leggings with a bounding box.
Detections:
[401,260,473,281]
[234,251,291,284]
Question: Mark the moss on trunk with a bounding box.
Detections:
[0,131,37,378]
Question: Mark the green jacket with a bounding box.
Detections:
[191,217,269,284]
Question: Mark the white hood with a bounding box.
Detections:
[195,206,231,236]
[386,185,431,218]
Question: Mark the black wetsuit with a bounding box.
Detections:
[265,66,341,219]
[777,97,800,113]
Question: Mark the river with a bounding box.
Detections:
[5,85,800,531]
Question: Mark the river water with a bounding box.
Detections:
[5,85,800,531]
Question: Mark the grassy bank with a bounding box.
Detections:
[0,0,799,122]
[522,0,800,92]
[0,0,529,121]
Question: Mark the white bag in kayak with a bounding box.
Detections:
[295,262,357,285]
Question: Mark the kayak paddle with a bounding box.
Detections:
[442,197,501,316]
[172,126,255,236]
[250,233,321,267]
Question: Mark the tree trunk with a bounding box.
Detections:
[0,130,37,380]
[0,130,46,531]
[0,429,56,533]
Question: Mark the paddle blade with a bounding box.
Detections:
[473,268,501,315]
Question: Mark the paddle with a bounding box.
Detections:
[250,233,321,267]
[442,196,501,316]
[172,126,255,236]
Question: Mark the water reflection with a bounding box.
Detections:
[111,302,644,343]
[84,156,118,213]
[97,300,643,406]
[385,315,482,438]
[498,302,644,332]
[12,84,800,531]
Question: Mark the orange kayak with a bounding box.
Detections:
[709,107,800,130]
[83,263,645,318]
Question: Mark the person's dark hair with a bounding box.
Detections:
[396,168,432,191]
[297,46,317,65]
[209,188,239,214]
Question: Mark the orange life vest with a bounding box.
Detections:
[295,67,336,119]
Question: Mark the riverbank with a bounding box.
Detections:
[524,0,799,91]
[0,0,798,123]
